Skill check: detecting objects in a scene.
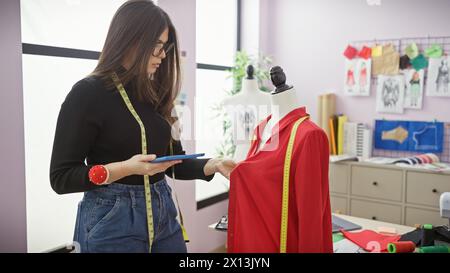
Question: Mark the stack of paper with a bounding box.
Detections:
[330,154,358,163]
[343,122,372,159]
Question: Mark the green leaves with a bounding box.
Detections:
[212,51,272,159]
[226,51,272,95]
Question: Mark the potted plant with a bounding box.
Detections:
[212,51,272,158]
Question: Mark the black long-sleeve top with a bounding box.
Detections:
[50,72,214,194]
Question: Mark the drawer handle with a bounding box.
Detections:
[372,181,378,186]
[432,189,438,193]
[372,216,377,220]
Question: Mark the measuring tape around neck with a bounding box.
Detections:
[111,72,154,252]
[280,115,309,253]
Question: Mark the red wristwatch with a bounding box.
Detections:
[89,165,109,185]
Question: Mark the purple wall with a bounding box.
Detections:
[261,0,450,125]
[0,0,27,252]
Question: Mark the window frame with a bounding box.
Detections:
[195,0,242,210]
[21,0,242,212]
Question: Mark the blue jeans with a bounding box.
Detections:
[73,179,187,253]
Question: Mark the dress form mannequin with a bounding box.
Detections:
[259,66,303,151]
[227,66,332,253]
[222,65,271,162]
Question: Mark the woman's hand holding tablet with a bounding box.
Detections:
[150,153,206,163]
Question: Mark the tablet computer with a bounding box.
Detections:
[332,215,362,233]
[150,153,205,163]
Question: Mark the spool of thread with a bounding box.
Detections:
[418,246,450,253]
[388,241,416,253]
[423,224,433,230]
[421,224,434,247]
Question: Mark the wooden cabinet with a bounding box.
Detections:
[330,195,348,214]
[406,172,450,208]
[350,199,402,224]
[329,163,348,194]
[329,162,450,226]
[351,166,403,202]
[405,207,449,227]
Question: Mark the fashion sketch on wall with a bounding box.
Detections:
[403,69,424,109]
[426,56,450,97]
[376,75,405,114]
[344,59,371,96]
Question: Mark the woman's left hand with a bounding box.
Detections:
[204,158,237,180]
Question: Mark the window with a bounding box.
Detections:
[196,0,238,67]
[195,0,241,209]
[21,0,127,51]
[20,0,129,253]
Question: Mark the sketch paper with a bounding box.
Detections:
[426,56,450,97]
[376,75,405,114]
[403,69,424,109]
[344,58,371,96]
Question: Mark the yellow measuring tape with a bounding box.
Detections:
[280,116,309,253]
[112,72,189,251]
[112,72,154,252]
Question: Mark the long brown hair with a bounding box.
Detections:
[91,0,180,124]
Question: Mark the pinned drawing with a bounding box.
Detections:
[413,124,439,151]
[358,59,371,95]
[381,126,409,144]
[344,59,357,94]
[375,120,409,151]
[376,75,405,114]
[426,57,450,97]
[375,120,444,153]
[344,59,371,96]
[403,69,424,109]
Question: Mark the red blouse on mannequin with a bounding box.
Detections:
[227,107,333,253]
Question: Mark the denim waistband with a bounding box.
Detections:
[89,179,168,198]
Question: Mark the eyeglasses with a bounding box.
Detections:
[152,42,174,57]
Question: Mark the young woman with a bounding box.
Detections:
[50,0,236,253]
